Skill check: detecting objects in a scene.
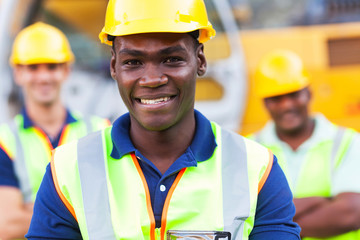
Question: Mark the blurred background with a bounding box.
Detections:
[1,0,360,135]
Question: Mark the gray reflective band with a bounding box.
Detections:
[254,133,261,143]
[8,121,33,202]
[331,127,346,169]
[221,128,250,239]
[77,131,116,239]
[83,116,92,135]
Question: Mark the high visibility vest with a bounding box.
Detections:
[0,113,109,202]
[250,125,359,240]
[51,122,274,240]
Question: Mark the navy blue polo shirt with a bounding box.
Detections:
[27,110,300,239]
[0,108,77,188]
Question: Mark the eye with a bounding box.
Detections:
[27,64,39,71]
[47,64,59,70]
[266,95,281,102]
[124,59,142,66]
[289,91,301,98]
[164,57,183,64]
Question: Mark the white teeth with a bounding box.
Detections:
[140,97,170,105]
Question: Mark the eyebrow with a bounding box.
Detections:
[118,45,187,56]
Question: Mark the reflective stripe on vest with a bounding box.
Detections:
[0,114,108,201]
[70,123,270,240]
[220,127,250,238]
[77,131,116,239]
[253,127,359,240]
[8,120,33,202]
[253,126,355,195]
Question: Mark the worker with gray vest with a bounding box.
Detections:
[0,22,110,239]
[26,1,300,239]
[249,49,360,239]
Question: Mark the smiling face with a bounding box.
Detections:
[264,88,311,134]
[110,32,206,131]
[13,63,69,107]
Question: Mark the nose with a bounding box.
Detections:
[139,64,168,87]
[35,65,52,82]
[278,95,295,109]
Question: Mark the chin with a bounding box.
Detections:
[36,99,57,107]
[281,125,303,135]
[138,115,177,132]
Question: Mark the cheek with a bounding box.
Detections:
[115,74,134,103]
[53,71,67,83]
[297,95,310,111]
[264,101,278,115]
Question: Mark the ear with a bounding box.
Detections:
[110,48,117,80]
[196,43,207,76]
[305,87,312,100]
[13,65,24,86]
[263,98,270,110]
[61,63,71,81]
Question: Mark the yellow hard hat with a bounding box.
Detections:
[99,0,216,46]
[255,49,309,99]
[10,22,75,65]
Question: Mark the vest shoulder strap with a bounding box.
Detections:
[77,130,116,239]
[332,127,357,169]
[8,118,33,202]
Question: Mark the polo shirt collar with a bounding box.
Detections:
[21,107,77,129]
[260,113,336,149]
[110,109,217,162]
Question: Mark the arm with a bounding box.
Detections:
[294,193,360,238]
[26,164,82,239]
[0,187,33,240]
[296,133,360,238]
[0,147,32,240]
[249,155,301,240]
[293,196,329,220]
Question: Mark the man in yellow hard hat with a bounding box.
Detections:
[26,1,300,239]
[0,22,110,239]
[249,49,360,239]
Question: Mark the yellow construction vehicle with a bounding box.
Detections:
[0,0,359,135]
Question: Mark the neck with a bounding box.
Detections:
[130,111,196,174]
[276,118,315,151]
[25,100,67,139]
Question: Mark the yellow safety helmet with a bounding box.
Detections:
[10,22,74,65]
[255,49,309,99]
[99,0,216,46]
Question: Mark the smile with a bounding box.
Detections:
[140,97,171,105]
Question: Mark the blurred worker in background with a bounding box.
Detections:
[26,0,300,239]
[0,22,110,239]
[249,49,360,239]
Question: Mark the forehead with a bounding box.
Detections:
[113,32,195,53]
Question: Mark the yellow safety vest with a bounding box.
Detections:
[250,125,359,240]
[0,113,110,201]
[51,122,274,240]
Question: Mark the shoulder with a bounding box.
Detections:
[219,126,273,185]
[0,118,20,158]
[251,155,301,239]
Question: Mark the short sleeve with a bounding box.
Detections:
[249,155,301,240]
[332,133,360,195]
[0,147,19,187]
[26,164,81,239]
